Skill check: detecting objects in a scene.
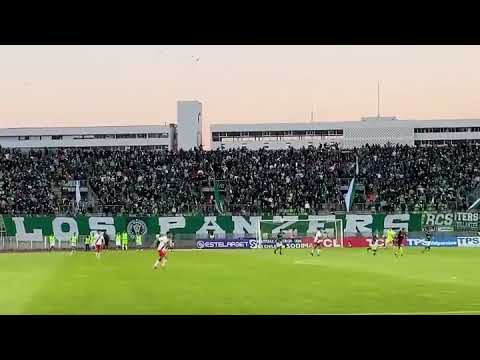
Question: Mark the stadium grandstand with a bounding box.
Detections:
[1,101,480,217]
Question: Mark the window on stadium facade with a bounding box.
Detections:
[95,134,116,139]
[148,133,169,138]
[116,134,136,139]
[212,129,343,142]
[416,139,480,146]
[414,127,477,133]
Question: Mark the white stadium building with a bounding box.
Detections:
[210,116,480,150]
[0,124,177,151]
[0,100,202,152]
[1,100,480,151]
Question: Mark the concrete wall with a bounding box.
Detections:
[177,101,202,150]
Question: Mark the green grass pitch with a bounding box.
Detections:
[1,247,480,314]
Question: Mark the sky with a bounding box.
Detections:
[1,45,480,147]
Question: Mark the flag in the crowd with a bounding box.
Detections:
[213,181,225,214]
[75,180,81,206]
[345,156,360,212]
[345,177,356,212]
[468,197,480,211]
[345,156,359,212]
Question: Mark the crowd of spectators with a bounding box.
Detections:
[1,142,480,216]
[359,143,480,213]
[0,148,58,214]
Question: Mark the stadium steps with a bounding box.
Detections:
[0,215,5,236]
[467,182,480,204]
[86,180,99,206]
[51,183,63,209]
[213,180,225,214]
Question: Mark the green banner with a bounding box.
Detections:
[421,211,479,232]
[3,213,424,242]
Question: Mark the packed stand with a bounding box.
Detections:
[358,143,480,212]
[0,148,59,214]
[1,143,480,216]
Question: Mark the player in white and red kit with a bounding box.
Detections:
[94,230,104,259]
[153,232,173,270]
[310,230,323,256]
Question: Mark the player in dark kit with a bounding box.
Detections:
[394,228,407,257]
[422,226,433,253]
[274,232,284,255]
[103,231,110,250]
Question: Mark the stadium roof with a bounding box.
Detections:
[0,124,174,136]
[210,118,480,131]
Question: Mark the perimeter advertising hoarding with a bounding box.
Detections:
[456,237,480,247]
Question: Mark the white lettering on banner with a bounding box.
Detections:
[407,239,425,246]
[345,215,372,235]
[232,216,261,235]
[285,243,309,249]
[437,213,444,224]
[307,215,336,237]
[320,238,337,248]
[366,237,385,247]
[459,213,478,222]
[256,239,309,249]
[408,238,458,247]
[457,237,480,247]
[455,212,479,227]
[384,214,410,232]
[89,217,116,239]
[158,217,186,234]
[196,217,226,236]
[271,216,299,234]
[425,214,435,226]
[425,213,454,226]
[197,240,250,249]
[52,217,79,243]
[12,217,43,242]
[445,213,454,225]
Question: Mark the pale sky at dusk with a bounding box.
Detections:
[1,45,480,146]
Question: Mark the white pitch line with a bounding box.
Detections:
[294,260,325,265]
[292,259,480,314]
[291,310,480,315]
[338,310,480,315]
